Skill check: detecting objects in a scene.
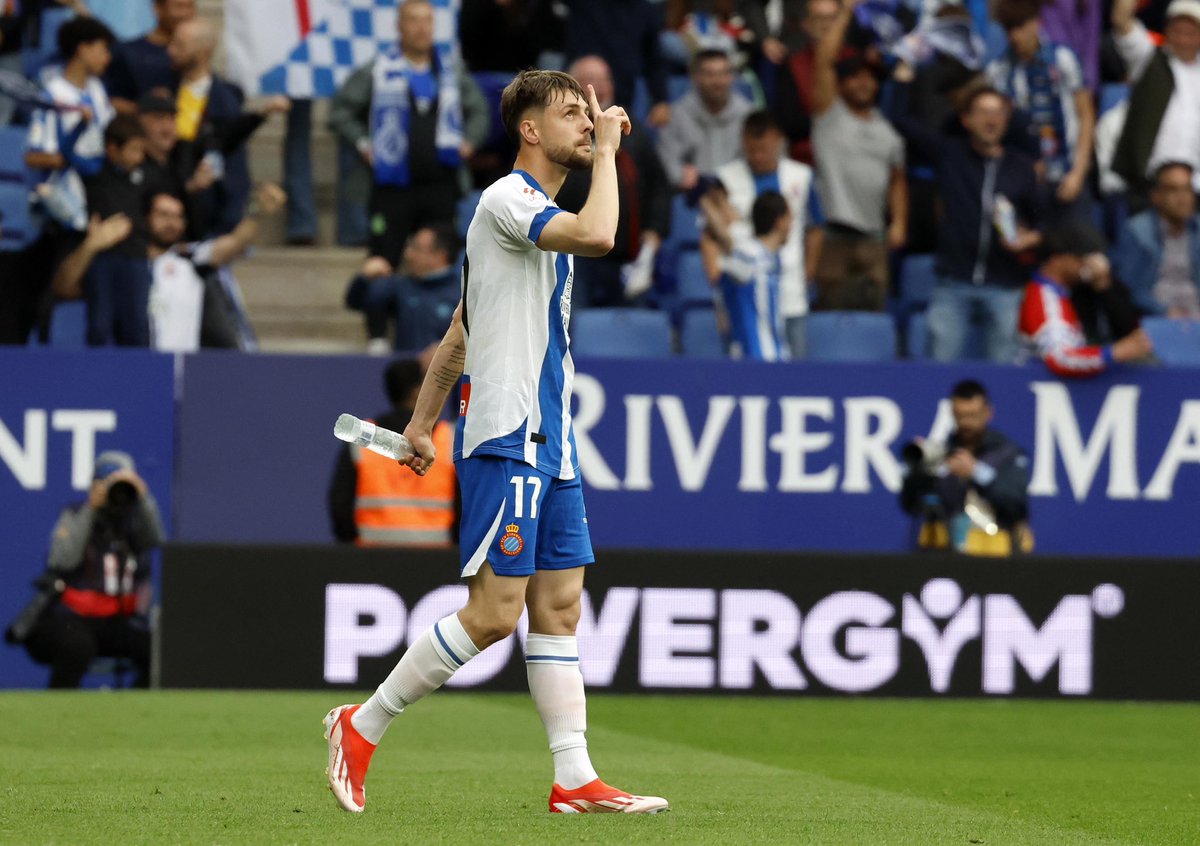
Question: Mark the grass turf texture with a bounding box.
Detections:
[1,692,1196,845]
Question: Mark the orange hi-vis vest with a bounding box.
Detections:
[353,420,456,546]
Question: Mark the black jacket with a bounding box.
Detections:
[890,81,1044,288]
[85,161,148,258]
[899,428,1030,529]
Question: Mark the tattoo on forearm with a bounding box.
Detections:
[432,346,466,391]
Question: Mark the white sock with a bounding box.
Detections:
[351,613,480,745]
[526,633,599,790]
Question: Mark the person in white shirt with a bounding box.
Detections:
[322,69,669,818]
[50,184,285,352]
[1111,0,1200,195]
[25,17,117,233]
[144,184,283,351]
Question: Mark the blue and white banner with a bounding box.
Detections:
[0,350,174,688]
[224,0,460,99]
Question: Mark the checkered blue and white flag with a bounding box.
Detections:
[224,0,459,99]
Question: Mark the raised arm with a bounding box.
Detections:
[536,85,631,257]
[812,0,859,116]
[1111,0,1155,81]
[204,183,286,267]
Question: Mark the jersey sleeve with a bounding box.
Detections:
[481,179,565,252]
[721,234,760,285]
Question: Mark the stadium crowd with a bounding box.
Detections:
[0,0,1198,371]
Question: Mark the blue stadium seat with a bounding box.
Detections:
[48,301,86,349]
[456,190,481,240]
[0,126,29,182]
[667,194,702,248]
[1143,317,1200,367]
[679,307,725,357]
[571,308,673,358]
[1100,83,1130,115]
[675,248,713,305]
[906,311,929,359]
[899,254,938,309]
[0,182,34,250]
[22,5,73,79]
[807,311,897,362]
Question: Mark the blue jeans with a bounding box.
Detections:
[84,252,151,347]
[283,98,316,241]
[786,315,807,359]
[927,280,1023,363]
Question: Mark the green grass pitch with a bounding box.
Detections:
[1,691,1196,844]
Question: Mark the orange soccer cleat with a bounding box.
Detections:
[548,778,669,814]
[323,704,377,813]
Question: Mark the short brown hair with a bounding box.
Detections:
[500,69,587,144]
[993,0,1042,31]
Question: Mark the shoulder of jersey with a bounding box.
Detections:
[484,173,548,209]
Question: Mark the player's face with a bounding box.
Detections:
[539,91,595,171]
[951,396,992,445]
[399,2,435,56]
[147,195,187,247]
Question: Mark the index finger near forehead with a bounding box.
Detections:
[586,83,601,115]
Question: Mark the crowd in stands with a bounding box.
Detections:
[2,0,1199,372]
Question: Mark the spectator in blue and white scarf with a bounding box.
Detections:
[987,0,1095,223]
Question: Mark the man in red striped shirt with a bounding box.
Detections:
[1019,220,1154,376]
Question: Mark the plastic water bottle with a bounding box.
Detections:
[333,413,414,460]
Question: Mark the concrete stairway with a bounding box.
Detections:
[203,0,369,353]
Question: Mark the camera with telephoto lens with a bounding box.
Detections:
[901,439,947,474]
[105,477,140,510]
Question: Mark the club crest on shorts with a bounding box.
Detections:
[499,523,524,556]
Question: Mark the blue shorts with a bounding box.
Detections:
[456,456,595,577]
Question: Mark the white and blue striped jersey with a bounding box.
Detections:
[454,170,580,480]
[719,233,789,362]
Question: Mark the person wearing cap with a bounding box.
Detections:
[810,0,907,312]
[1019,220,1154,377]
[1112,0,1200,197]
[18,452,164,688]
[987,0,1095,222]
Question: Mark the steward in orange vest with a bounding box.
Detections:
[329,358,459,546]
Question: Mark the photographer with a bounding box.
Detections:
[898,380,1032,556]
[11,451,164,688]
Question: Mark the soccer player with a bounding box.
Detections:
[323,70,669,816]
